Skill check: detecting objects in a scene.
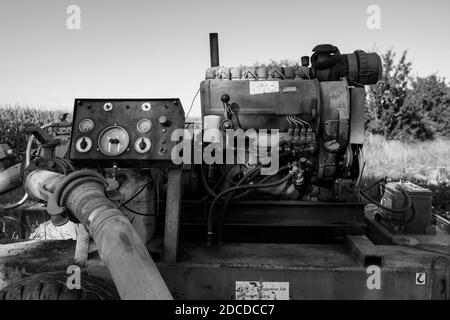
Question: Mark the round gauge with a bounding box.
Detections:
[75,136,92,153]
[98,126,130,156]
[78,119,95,133]
[137,119,152,133]
[134,137,152,153]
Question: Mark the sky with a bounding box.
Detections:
[0,0,449,116]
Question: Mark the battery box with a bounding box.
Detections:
[380,181,434,234]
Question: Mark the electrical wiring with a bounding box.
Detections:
[121,203,156,217]
[119,180,153,207]
[216,165,291,243]
[291,115,310,128]
[185,88,200,120]
[207,173,293,246]
[286,115,293,127]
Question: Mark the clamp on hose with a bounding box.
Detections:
[46,170,107,226]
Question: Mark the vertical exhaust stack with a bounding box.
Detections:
[210,33,220,67]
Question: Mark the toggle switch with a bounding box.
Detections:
[75,136,92,153]
[139,138,147,150]
[80,137,88,150]
[134,137,151,153]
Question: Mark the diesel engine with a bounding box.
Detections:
[198,44,381,202]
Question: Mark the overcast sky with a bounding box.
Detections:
[0,0,449,115]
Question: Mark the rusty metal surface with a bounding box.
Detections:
[182,200,366,228]
[163,168,183,264]
[200,79,320,131]
[1,238,450,299]
[156,242,448,299]
[347,235,384,267]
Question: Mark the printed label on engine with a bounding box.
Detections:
[235,281,289,300]
[249,81,279,95]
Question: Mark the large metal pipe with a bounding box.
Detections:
[24,169,172,300]
[0,164,22,195]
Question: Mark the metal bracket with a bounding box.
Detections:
[163,168,183,264]
[75,224,91,265]
[430,255,450,300]
[26,126,60,146]
[347,235,384,267]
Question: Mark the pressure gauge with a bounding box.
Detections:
[78,119,95,133]
[134,137,152,153]
[98,126,130,156]
[75,136,92,153]
[137,119,152,133]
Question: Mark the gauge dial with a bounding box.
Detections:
[98,126,130,156]
[75,136,92,153]
[137,119,152,133]
[134,137,152,153]
[78,119,95,133]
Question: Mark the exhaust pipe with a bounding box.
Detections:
[209,33,220,67]
[25,169,172,300]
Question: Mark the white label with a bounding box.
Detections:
[282,87,297,93]
[235,281,289,300]
[249,81,279,95]
[416,272,426,285]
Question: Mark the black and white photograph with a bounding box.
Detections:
[0,0,449,310]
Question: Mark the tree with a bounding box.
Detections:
[403,75,450,140]
[365,49,450,141]
[365,49,412,139]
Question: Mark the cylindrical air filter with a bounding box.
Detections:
[203,115,222,143]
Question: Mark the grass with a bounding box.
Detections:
[363,134,450,182]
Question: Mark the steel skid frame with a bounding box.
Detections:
[3,175,450,300]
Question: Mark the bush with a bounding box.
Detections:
[366,50,450,141]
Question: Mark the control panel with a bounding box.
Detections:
[69,99,185,167]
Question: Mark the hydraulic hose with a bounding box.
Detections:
[207,173,293,246]
[216,164,291,243]
[200,163,261,198]
[24,169,172,300]
[215,164,267,243]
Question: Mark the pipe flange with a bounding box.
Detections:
[47,170,107,226]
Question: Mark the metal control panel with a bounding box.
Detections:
[69,99,185,167]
